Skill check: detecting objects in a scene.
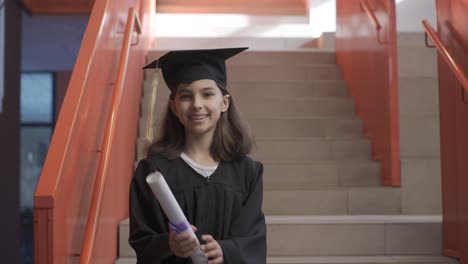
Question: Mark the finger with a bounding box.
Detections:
[168,232,178,249]
[191,225,198,232]
[173,232,192,241]
[201,234,214,243]
[178,237,197,249]
[170,236,195,252]
[175,240,197,257]
[204,248,220,259]
[201,242,217,253]
[179,243,197,257]
[208,256,223,264]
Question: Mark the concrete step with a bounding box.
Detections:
[263,187,401,215]
[117,215,443,258]
[229,51,336,65]
[144,80,349,100]
[139,116,364,139]
[137,137,372,162]
[155,1,307,16]
[155,25,322,39]
[116,255,457,264]
[248,117,363,138]
[238,97,355,117]
[252,138,372,161]
[132,159,380,189]
[142,78,347,128]
[153,13,310,27]
[142,97,356,120]
[228,80,349,99]
[265,256,457,264]
[228,65,342,81]
[144,64,341,82]
[149,50,337,66]
[262,160,380,189]
[266,215,442,256]
[151,37,327,51]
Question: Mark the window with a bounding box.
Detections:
[20,72,54,264]
[20,73,54,208]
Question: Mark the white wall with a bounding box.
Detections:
[308,0,336,37]
[396,0,437,32]
[306,0,437,34]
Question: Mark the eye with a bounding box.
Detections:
[203,92,214,97]
[178,93,191,100]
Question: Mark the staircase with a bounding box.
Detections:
[114,49,456,264]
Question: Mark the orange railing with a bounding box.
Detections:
[336,0,400,186]
[361,0,381,30]
[79,8,141,264]
[422,20,468,92]
[425,5,468,261]
[33,0,155,263]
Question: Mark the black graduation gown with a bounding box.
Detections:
[129,155,267,264]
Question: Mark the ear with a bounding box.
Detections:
[221,94,230,112]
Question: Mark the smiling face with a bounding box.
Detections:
[170,79,230,139]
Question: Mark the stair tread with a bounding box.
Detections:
[260,160,379,165]
[266,255,457,263]
[264,186,399,191]
[233,97,354,102]
[116,255,456,263]
[145,116,361,121]
[229,64,340,68]
[147,97,355,103]
[265,215,442,224]
[147,79,347,84]
[255,137,369,141]
[139,137,370,142]
[119,215,442,225]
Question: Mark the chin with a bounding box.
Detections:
[187,126,215,136]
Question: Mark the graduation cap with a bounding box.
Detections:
[142,47,247,144]
[143,47,248,92]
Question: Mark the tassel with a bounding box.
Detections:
[145,70,159,144]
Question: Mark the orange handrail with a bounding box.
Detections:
[336,0,400,186]
[361,0,381,31]
[422,20,468,93]
[79,7,142,264]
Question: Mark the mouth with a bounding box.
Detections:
[188,114,208,122]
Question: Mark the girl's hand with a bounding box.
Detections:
[169,225,198,258]
[201,235,224,264]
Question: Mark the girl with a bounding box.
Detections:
[129,48,267,264]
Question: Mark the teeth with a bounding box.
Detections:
[190,115,206,120]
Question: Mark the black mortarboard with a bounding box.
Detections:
[143,47,248,92]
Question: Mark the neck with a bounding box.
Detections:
[184,131,217,165]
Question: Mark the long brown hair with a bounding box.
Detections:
[146,89,254,161]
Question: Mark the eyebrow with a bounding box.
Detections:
[178,86,216,93]
[201,87,216,91]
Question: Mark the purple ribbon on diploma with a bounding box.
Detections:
[169,221,190,234]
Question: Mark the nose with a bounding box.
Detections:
[192,95,203,110]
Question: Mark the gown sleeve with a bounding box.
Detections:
[128,159,172,264]
[217,161,267,264]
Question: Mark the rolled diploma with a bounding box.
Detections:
[146,171,207,264]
